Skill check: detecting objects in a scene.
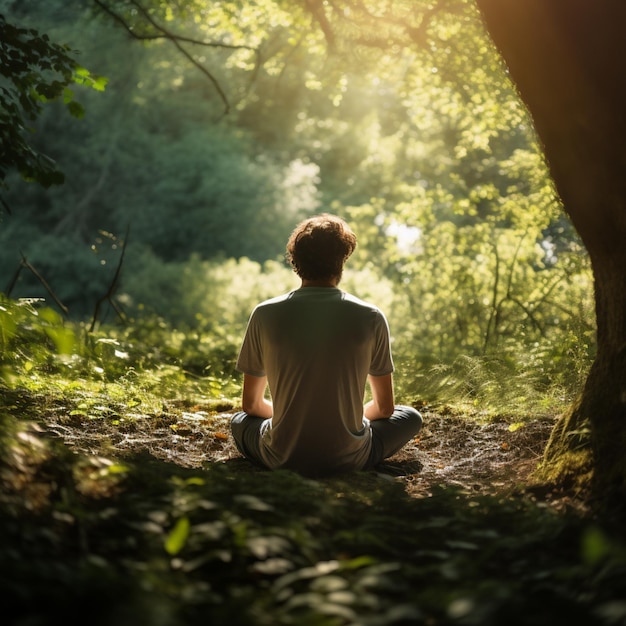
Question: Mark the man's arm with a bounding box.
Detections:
[364,373,395,420]
[241,373,273,418]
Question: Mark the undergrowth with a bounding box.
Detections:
[0,295,580,422]
[2,406,626,626]
[3,295,623,625]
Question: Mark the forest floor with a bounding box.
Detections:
[45,403,577,508]
[3,394,626,626]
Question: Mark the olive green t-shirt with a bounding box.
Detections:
[236,287,394,475]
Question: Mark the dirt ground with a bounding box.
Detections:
[48,405,568,505]
[388,412,556,496]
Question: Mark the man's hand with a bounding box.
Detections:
[364,373,395,420]
[242,373,273,418]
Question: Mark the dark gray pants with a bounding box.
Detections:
[230,405,422,471]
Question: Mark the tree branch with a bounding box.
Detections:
[483,240,501,353]
[504,229,527,298]
[315,0,465,50]
[305,0,336,49]
[90,225,130,332]
[92,0,262,115]
[19,255,69,316]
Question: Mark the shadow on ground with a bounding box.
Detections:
[2,409,626,626]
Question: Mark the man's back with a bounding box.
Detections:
[236,287,393,474]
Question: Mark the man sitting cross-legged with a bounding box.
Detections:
[231,213,422,477]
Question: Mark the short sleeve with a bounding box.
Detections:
[369,310,394,376]
[236,308,266,377]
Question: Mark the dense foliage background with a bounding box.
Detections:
[5,4,626,625]
[1,0,594,415]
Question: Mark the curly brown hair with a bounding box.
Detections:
[286,214,357,281]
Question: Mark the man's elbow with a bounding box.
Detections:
[242,397,261,415]
[379,402,395,418]
[371,400,394,419]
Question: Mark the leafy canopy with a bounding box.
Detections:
[0,12,106,204]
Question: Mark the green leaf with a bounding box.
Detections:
[165,516,190,556]
[340,555,378,570]
[508,422,525,432]
[581,526,612,567]
[44,326,76,356]
[67,100,85,119]
[38,307,63,325]
[93,75,109,92]
[74,65,91,77]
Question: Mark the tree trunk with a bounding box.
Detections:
[475,0,626,503]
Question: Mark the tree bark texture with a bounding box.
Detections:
[475,0,626,501]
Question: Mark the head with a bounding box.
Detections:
[286,213,357,284]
